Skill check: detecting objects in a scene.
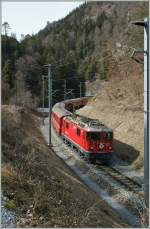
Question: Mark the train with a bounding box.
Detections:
[52,97,113,163]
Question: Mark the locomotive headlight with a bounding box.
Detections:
[99,143,104,149]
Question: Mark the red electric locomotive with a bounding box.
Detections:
[52,98,113,163]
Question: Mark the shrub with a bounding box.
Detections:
[5,200,16,211]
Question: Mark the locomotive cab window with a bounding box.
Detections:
[103,132,113,142]
[77,128,80,136]
[86,132,100,142]
[66,122,69,129]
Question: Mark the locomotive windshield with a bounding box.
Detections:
[103,132,113,142]
[86,132,100,142]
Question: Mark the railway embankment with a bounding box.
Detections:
[2,105,129,227]
[77,72,144,173]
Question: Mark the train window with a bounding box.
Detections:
[77,128,80,136]
[66,122,69,129]
[103,132,113,141]
[86,132,100,142]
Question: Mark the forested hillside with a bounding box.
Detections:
[2,1,148,107]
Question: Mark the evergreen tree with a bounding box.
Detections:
[2,22,11,36]
[2,59,14,88]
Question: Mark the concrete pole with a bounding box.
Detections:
[80,82,82,98]
[48,64,52,146]
[64,80,66,100]
[42,76,45,125]
[42,76,45,111]
[15,79,18,105]
[132,19,149,208]
[144,18,149,208]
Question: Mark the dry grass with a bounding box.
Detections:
[78,59,144,172]
[2,105,129,227]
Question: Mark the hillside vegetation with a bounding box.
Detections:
[2,1,148,105]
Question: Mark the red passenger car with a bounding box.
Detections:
[52,101,72,135]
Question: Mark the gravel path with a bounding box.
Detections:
[1,194,16,228]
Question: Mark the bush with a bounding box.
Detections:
[5,200,16,211]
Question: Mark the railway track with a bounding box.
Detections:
[57,137,145,220]
[40,119,144,226]
[60,135,143,195]
[52,126,143,196]
[95,165,142,193]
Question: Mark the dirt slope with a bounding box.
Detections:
[77,61,144,172]
[2,105,129,227]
